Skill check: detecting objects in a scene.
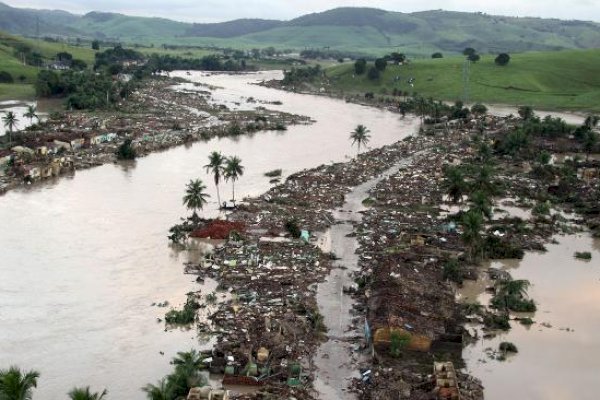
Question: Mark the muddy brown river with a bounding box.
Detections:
[1,70,596,400]
[0,71,418,399]
[460,234,600,400]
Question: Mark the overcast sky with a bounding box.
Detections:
[5,0,600,23]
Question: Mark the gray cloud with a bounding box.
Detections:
[5,0,600,22]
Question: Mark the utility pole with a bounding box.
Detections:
[462,59,471,104]
[36,16,40,40]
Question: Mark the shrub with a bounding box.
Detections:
[116,139,136,160]
[390,331,411,357]
[165,294,200,324]
[367,67,380,81]
[443,259,463,283]
[431,52,443,59]
[285,218,301,238]
[574,251,592,260]
[495,53,511,66]
[0,71,14,83]
[499,341,518,353]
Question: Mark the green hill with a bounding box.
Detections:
[324,49,600,112]
[0,31,95,100]
[0,3,599,56]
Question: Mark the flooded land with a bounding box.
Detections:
[0,71,417,399]
[1,70,599,400]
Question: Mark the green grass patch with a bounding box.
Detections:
[0,83,35,101]
[325,49,600,112]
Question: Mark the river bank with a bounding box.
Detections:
[0,76,311,194]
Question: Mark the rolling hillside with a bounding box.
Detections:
[0,31,95,100]
[0,3,599,56]
[324,49,600,112]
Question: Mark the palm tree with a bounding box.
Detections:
[584,131,598,161]
[2,111,18,144]
[350,124,371,156]
[172,350,206,389]
[67,387,108,400]
[497,279,531,298]
[0,366,40,400]
[204,151,225,208]
[142,379,170,400]
[473,163,499,196]
[224,156,244,206]
[461,210,484,261]
[495,279,532,311]
[469,190,493,220]
[24,105,38,125]
[584,115,599,130]
[182,179,210,218]
[443,166,467,203]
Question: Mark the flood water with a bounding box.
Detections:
[0,100,48,137]
[460,234,600,400]
[0,71,418,399]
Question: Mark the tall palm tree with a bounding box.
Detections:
[0,366,40,400]
[443,166,467,203]
[350,124,371,155]
[24,105,38,125]
[224,156,244,206]
[67,387,107,400]
[461,210,484,261]
[2,111,18,144]
[584,115,599,130]
[469,190,493,220]
[204,151,225,208]
[142,379,170,400]
[182,179,210,218]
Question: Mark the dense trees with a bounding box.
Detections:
[281,65,322,85]
[431,52,443,59]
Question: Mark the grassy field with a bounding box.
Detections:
[0,32,100,100]
[325,49,600,112]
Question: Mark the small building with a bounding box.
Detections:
[186,387,229,400]
[11,146,35,156]
[70,138,85,150]
[35,146,48,156]
[23,165,41,180]
[434,362,460,400]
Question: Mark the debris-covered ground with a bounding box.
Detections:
[172,109,599,399]
[0,77,311,194]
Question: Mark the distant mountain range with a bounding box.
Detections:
[1,2,600,55]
